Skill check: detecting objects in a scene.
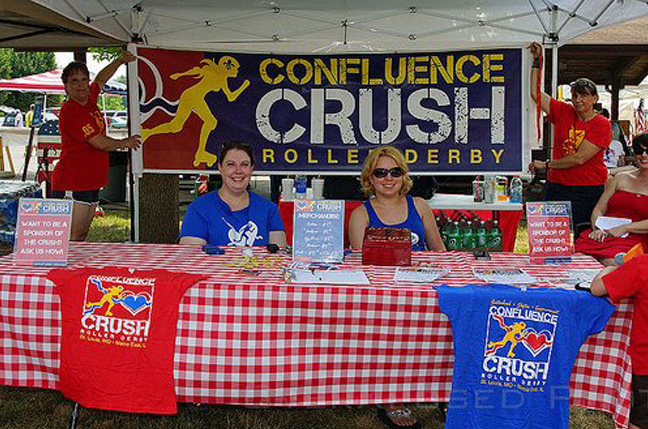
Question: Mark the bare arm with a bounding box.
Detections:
[547,139,602,169]
[269,231,287,248]
[414,197,446,251]
[94,51,136,89]
[529,140,602,174]
[88,134,142,152]
[529,42,551,114]
[608,219,648,238]
[348,205,369,250]
[179,236,207,245]
[590,266,617,296]
[586,176,619,242]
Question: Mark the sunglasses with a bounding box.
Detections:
[570,78,597,95]
[372,167,404,178]
[634,146,648,156]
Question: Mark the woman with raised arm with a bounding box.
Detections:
[51,51,142,241]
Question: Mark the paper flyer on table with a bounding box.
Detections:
[393,267,451,283]
[284,266,370,285]
[595,216,631,238]
[472,268,537,284]
[565,269,601,283]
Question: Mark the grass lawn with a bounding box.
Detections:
[0,210,615,428]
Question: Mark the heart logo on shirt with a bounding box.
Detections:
[521,329,553,357]
[118,292,152,316]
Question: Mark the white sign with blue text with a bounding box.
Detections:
[293,200,345,263]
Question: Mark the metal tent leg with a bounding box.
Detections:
[69,402,79,429]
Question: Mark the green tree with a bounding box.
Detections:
[89,47,121,62]
[0,49,56,112]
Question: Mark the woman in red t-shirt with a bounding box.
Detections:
[527,42,612,230]
[51,51,142,240]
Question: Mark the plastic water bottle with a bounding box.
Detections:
[509,176,523,204]
[295,175,307,199]
[447,222,461,250]
[483,175,495,204]
[476,221,488,249]
[462,221,476,250]
[472,175,484,203]
[441,219,452,248]
[488,220,503,251]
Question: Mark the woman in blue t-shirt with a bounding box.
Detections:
[348,146,445,252]
[179,141,286,247]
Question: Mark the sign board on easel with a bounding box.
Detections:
[14,198,73,266]
[526,202,573,263]
[293,199,345,263]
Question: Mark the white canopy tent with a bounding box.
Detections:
[19,0,648,53]
[7,1,648,242]
[21,1,648,126]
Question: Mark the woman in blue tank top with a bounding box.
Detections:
[348,145,444,428]
[348,146,445,251]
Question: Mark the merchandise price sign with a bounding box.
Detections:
[14,198,73,266]
[293,200,344,263]
[526,202,573,264]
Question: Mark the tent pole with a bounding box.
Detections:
[548,7,559,159]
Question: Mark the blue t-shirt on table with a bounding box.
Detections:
[364,194,426,251]
[180,191,284,246]
[436,284,614,429]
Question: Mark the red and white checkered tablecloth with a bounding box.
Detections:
[0,243,633,428]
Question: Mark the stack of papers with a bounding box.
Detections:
[393,267,451,283]
[595,216,631,238]
[472,268,537,284]
[283,262,370,285]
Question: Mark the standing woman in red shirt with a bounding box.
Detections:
[527,42,612,231]
[51,51,142,240]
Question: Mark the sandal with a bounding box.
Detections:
[377,406,422,429]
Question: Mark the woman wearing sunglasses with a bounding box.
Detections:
[349,146,445,252]
[574,133,648,266]
[348,146,443,429]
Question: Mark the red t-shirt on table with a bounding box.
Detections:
[47,267,206,414]
[602,256,648,375]
[547,99,612,186]
[52,82,109,191]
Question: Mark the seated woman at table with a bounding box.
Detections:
[179,141,286,247]
[348,146,445,252]
[575,133,648,266]
[349,147,440,428]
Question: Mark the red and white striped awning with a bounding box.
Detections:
[0,70,66,94]
[0,70,125,95]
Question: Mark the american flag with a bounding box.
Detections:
[634,98,646,135]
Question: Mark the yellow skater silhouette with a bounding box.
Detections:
[86,285,124,317]
[141,56,250,167]
[487,316,527,358]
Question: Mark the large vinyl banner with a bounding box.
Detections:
[137,46,524,173]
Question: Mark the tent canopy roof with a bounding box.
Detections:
[0,0,124,49]
[11,0,648,53]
